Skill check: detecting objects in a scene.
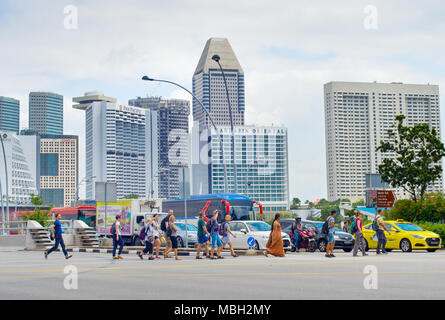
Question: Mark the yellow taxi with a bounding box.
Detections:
[362,219,442,252]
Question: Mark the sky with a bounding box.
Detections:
[0,0,444,201]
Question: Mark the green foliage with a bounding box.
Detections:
[377,115,445,202]
[124,194,139,199]
[417,222,445,241]
[290,197,301,210]
[387,192,445,223]
[21,209,50,227]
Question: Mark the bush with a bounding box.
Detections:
[418,222,445,242]
[388,192,445,223]
[21,208,51,227]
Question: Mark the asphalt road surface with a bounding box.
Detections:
[1,249,445,300]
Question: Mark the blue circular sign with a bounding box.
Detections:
[247,237,255,247]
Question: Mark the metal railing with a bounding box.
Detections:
[0,221,28,235]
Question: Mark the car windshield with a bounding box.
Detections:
[395,223,423,231]
[247,222,271,232]
[175,223,197,231]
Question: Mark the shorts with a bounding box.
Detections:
[222,235,231,244]
[198,235,209,244]
[170,236,178,249]
[327,233,335,244]
[164,233,172,247]
[210,233,222,248]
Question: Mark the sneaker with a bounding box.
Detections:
[113,256,119,260]
[382,251,388,254]
[217,256,224,259]
[138,253,143,260]
[232,254,239,258]
[44,252,48,260]
[330,254,335,258]
[118,255,124,259]
[325,254,331,258]
[148,257,155,260]
[65,255,73,260]
[196,256,203,259]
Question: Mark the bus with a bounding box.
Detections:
[162,193,263,223]
[49,206,96,228]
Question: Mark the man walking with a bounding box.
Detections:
[196,211,210,259]
[376,209,390,255]
[161,210,174,258]
[45,213,72,260]
[112,215,124,260]
[291,216,303,252]
[325,210,338,258]
[352,211,368,257]
[208,210,223,259]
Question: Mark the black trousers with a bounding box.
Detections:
[376,230,387,253]
[143,241,153,254]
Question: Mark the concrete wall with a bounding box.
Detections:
[0,235,26,247]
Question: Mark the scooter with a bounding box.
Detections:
[291,228,317,252]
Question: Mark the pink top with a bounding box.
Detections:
[356,217,363,232]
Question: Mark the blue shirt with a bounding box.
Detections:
[327,216,335,235]
[54,220,63,235]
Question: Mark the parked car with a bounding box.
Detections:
[228,221,292,250]
[362,219,442,252]
[174,222,198,248]
[279,219,354,252]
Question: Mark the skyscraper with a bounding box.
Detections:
[193,38,245,127]
[129,97,190,199]
[0,97,20,134]
[324,81,442,202]
[73,93,149,200]
[29,92,63,135]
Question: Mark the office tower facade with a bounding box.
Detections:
[0,97,20,134]
[324,81,442,202]
[38,134,78,207]
[29,92,63,135]
[0,131,38,205]
[129,97,190,199]
[193,38,245,127]
[193,125,289,211]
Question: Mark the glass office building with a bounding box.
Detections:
[29,92,63,135]
[0,97,19,134]
[209,125,289,211]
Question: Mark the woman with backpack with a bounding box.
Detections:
[163,215,181,260]
[264,214,285,257]
[352,211,368,257]
[220,214,238,258]
[152,214,162,259]
[138,217,155,260]
[208,210,223,259]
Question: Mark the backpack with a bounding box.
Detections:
[218,222,228,237]
[321,218,330,234]
[350,219,357,234]
[160,216,169,232]
[372,217,379,232]
[110,222,116,235]
[139,224,148,242]
[166,225,173,237]
[206,219,215,234]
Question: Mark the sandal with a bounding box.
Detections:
[138,253,143,260]
[217,256,224,259]
[196,256,203,259]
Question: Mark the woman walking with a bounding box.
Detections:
[138,217,155,260]
[152,214,162,259]
[221,215,238,258]
[264,214,285,257]
[163,215,181,260]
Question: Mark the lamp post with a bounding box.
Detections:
[0,133,10,232]
[0,166,4,235]
[142,76,229,193]
[211,54,238,193]
[75,175,96,206]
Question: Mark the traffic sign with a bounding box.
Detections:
[376,190,395,208]
[247,237,255,247]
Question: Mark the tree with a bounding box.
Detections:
[290,197,301,209]
[21,193,50,227]
[124,194,139,199]
[377,115,445,202]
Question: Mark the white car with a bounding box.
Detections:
[228,221,292,250]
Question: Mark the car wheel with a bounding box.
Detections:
[318,239,327,252]
[400,239,412,252]
[254,240,260,250]
[427,249,437,252]
[177,236,184,248]
[133,237,143,246]
[343,248,352,252]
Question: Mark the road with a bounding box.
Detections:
[1,249,445,300]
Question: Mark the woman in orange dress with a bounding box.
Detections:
[265,214,285,257]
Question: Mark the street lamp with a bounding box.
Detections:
[0,133,10,232]
[142,75,229,193]
[211,54,238,193]
[75,175,96,205]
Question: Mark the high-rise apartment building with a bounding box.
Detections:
[324,81,442,202]
[0,97,20,134]
[129,97,190,199]
[193,38,245,127]
[29,92,63,135]
[73,93,149,200]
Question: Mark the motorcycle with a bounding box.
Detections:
[291,228,317,252]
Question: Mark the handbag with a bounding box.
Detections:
[160,236,166,244]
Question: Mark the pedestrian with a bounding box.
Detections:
[376,208,390,255]
[138,217,154,260]
[163,215,181,260]
[161,210,174,258]
[291,216,303,252]
[112,214,124,260]
[352,211,368,257]
[44,213,72,260]
[208,210,223,259]
[196,211,210,259]
[343,220,349,233]
[152,213,162,259]
[325,210,338,258]
[264,214,285,257]
[220,214,238,258]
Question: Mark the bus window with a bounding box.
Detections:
[230,206,251,221]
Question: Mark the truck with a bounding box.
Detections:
[96,198,166,246]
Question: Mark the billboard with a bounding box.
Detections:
[96,200,131,235]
